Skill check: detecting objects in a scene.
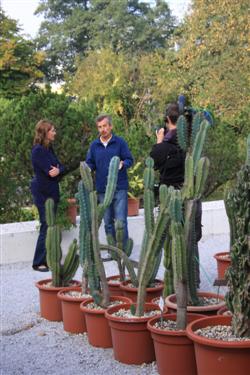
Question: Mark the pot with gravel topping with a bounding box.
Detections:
[147,313,204,375]
[105,302,161,365]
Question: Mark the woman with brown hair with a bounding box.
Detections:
[30,120,65,272]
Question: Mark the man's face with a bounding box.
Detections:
[96,118,113,140]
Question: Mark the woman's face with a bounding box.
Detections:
[46,126,56,142]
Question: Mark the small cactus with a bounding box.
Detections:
[45,198,79,287]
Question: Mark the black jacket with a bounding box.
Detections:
[150,130,185,188]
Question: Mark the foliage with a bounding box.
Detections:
[45,198,79,287]
[0,90,97,223]
[0,8,45,98]
[127,162,144,199]
[225,135,250,338]
[35,0,175,80]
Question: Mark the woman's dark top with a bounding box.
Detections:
[30,144,65,205]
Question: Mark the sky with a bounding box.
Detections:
[1,0,191,38]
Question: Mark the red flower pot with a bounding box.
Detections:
[80,296,131,348]
[186,315,250,375]
[105,302,161,364]
[120,279,163,302]
[57,286,90,333]
[165,291,225,316]
[147,313,204,375]
[35,279,80,321]
[107,275,124,297]
[128,197,140,216]
[67,198,78,225]
[214,251,231,279]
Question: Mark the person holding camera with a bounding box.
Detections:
[150,102,185,189]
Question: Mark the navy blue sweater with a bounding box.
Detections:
[30,144,65,205]
[86,134,133,193]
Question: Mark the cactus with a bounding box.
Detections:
[164,112,211,329]
[45,198,79,287]
[225,134,250,338]
[78,157,120,307]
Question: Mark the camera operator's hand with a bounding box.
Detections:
[156,128,165,144]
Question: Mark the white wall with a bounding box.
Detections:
[0,200,229,265]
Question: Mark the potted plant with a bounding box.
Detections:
[35,198,80,321]
[127,161,144,216]
[148,112,224,375]
[77,156,133,348]
[186,134,250,375]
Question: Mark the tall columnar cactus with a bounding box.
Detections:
[225,134,250,338]
[164,112,211,329]
[45,198,79,287]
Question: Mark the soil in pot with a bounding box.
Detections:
[35,279,80,321]
[147,313,204,375]
[80,296,131,348]
[165,291,225,316]
[57,286,91,333]
[214,251,231,279]
[105,302,161,365]
[120,279,163,302]
[186,315,250,375]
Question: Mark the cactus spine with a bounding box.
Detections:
[45,198,79,287]
[225,134,250,338]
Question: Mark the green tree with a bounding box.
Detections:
[0,8,45,98]
[0,90,97,223]
[35,0,175,80]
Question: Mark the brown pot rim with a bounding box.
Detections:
[35,278,80,292]
[214,251,231,262]
[186,315,250,348]
[165,291,225,312]
[57,286,91,302]
[105,302,161,323]
[120,279,163,293]
[80,296,131,314]
[147,313,205,336]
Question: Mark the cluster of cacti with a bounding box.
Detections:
[164,112,211,329]
[225,134,250,338]
[78,156,120,306]
[45,198,79,287]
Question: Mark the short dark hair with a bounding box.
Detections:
[164,103,180,124]
[95,114,112,125]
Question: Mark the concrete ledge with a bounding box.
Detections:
[0,201,229,265]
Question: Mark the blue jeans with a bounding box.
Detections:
[98,190,128,247]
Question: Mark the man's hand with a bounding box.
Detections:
[119,161,124,170]
[156,128,165,144]
[49,165,60,177]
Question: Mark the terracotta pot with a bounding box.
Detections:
[128,197,140,216]
[186,315,250,375]
[35,279,80,321]
[57,286,90,333]
[165,291,225,316]
[214,251,231,279]
[147,313,204,375]
[105,302,161,365]
[217,305,232,316]
[107,275,124,297]
[67,198,78,225]
[120,279,163,302]
[80,296,131,348]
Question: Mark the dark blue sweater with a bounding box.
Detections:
[86,134,133,193]
[30,144,65,205]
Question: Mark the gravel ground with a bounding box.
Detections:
[1,233,229,375]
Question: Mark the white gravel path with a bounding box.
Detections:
[1,233,229,375]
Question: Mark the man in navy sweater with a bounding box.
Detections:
[86,114,133,247]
